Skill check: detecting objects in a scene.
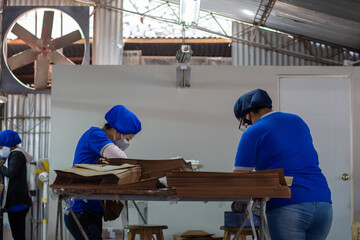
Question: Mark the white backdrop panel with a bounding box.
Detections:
[49,65,360,239]
[49,65,278,239]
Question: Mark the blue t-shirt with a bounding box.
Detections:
[235,112,331,211]
[71,127,114,213]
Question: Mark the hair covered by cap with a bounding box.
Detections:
[105,105,142,135]
[0,130,22,147]
[234,88,272,119]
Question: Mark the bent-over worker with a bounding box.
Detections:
[233,89,332,240]
[64,105,141,240]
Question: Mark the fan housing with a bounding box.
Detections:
[1,6,90,93]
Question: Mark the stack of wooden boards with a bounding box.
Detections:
[174,230,222,240]
[166,169,291,198]
[51,157,192,194]
[51,158,291,199]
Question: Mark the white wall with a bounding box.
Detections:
[49,65,360,239]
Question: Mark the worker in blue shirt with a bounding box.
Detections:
[233,89,332,240]
[64,105,142,240]
[0,130,32,240]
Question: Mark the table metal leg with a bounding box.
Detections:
[68,204,89,240]
[123,200,129,240]
[259,199,264,240]
[132,201,147,224]
[232,199,258,240]
[60,197,63,240]
[55,196,61,240]
[259,198,269,240]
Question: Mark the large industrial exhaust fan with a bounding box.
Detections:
[2,6,90,93]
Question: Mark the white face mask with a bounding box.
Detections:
[0,147,10,159]
[114,134,130,151]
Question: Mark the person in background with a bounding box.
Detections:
[233,89,332,240]
[0,130,32,240]
[64,105,142,240]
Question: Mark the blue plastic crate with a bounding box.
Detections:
[224,211,260,227]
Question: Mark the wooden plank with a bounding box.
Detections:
[167,169,287,186]
[167,177,280,187]
[166,169,291,199]
[174,186,291,198]
[50,186,176,196]
[181,230,213,238]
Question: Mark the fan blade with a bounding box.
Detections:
[41,11,54,44]
[34,54,50,90]
[49,30,82,51]
[48,51,75,65]
[11,23,41,48]
[7,48,40,70]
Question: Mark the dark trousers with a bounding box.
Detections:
[7,208,29,240]
[64,210,103,240]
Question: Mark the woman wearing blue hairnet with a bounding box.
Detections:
[233,89,332,240]
[64,105,142,240]
[0,130,32,240]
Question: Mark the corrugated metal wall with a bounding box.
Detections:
[93,1,124,64]
[0,93,51,240]
[232,21,360,66]
[2,93,51,162]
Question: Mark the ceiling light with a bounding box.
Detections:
[175,45,193,63]
[242,10,254,16]
[179,0,201,26]
[175,45,193,88]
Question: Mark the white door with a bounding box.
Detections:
[279,76,351,240]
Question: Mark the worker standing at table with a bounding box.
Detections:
[64,105,142,240]
[233,89,332,240]
[0,130,32,240]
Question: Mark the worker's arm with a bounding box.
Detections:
[102,144,127,158]
[233,166,253,173]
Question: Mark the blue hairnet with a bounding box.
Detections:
[0,130,22,147]
[105,105,142,135]
[234,89,272,119]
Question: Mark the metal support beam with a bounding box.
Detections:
[325,48,343,59]
[232,25,254,39]
[211,13,228,36]
[253,0,277,26]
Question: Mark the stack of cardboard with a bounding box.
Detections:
[174,230,222,240]
[97,157,193,179]
[51,158,193,193]
[166,169,291,198]
[53,163,141,185]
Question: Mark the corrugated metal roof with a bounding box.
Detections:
[166,0,360,50]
